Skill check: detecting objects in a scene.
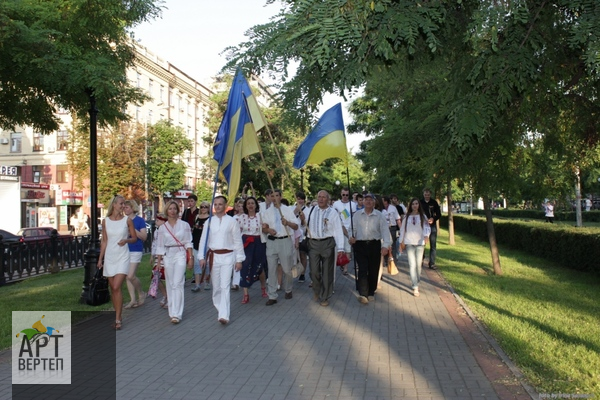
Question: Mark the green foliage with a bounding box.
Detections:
[146,121,192,206]
[227,0,600,206]
[66,120,146,206]
[0,0,163,133]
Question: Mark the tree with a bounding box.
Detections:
[146,121,193,212]
[67,120,146,206]
[226,0,600,274]
[0,0,162,133]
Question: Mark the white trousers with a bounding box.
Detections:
[164,249,186,320]
[212,253,235,321]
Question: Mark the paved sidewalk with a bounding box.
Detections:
[0,255,532,400]
[113,256,519,400]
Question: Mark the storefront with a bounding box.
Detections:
[0,165,21,233]
[57,190,84,233]
[20,182,53,228]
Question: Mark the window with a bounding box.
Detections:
[136,106,141,122]
[33,132,44,152]
[10,132,21,153]
[136,72,142,88]
[148,110,153,125]
[56,165,69,183]
[33,166,42,183]
[57,130,68,151]
[148,79,154,97]
[160,85,165,103]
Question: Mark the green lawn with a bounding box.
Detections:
[437,228,600,396]
[0,254,166,349]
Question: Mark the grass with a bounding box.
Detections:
[436,228,600,396]
[0,254,190,350]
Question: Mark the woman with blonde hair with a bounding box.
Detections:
[98,195,138,330]
[155,200,193,324]
[123,200,148,308]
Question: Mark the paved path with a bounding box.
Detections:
[0,255,532,399]
[114,255,523,400]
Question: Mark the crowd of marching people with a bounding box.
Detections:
[98,185,441,330]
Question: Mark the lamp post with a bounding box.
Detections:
[80,89,101,303]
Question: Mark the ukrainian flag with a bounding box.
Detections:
[213,69,265,198]
[293,103,348,169]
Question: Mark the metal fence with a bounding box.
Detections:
[0,231,153,286]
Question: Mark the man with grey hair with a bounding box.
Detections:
[302,190,345,307]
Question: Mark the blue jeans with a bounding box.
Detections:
[406,244,425,289]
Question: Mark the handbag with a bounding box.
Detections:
[86,268,111,306]
[148,267,160,298]
[387,257,399,275]
[336,252,350,267]
[291,253,304,278]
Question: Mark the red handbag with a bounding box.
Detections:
[336,252,350,267]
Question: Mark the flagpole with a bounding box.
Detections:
[345,162,358,288]
[262,122,292,189]
[240,87,292,237]
[201,164,221,272]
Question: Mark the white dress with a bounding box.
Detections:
[103,217,130,277]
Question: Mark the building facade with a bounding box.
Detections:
[0,44,215,233]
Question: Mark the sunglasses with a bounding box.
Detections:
[200,206,209,209]
[342,194,349,197]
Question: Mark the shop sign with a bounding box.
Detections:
[60,190,83,205]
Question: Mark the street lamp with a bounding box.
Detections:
[80,89,101,303]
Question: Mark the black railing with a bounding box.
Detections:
[0,230,153,286]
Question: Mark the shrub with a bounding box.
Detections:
[442,215,600,274]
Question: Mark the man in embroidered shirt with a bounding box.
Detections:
[303,190,345,306]
[261,189,299,305]
[198,195,245,324]
[349,193,392,304]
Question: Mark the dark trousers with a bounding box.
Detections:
[354,240,381,297]
[427,225,437,265]
[308,237,335,301]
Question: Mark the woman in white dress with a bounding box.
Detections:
[98,195,138,330]
[156,200,194,324]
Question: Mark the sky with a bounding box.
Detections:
[134,0,365,153]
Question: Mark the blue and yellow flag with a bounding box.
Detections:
[293,103,347,169]
[213,69,265,198]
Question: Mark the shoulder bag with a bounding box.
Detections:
[86,268,111,306]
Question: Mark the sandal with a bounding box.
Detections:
[171,317,180,324]
[124,301,137,309]
[159,298,168,308]
[133,292,146,308]
[114,320,122,330]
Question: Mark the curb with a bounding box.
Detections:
[428,268,539,400]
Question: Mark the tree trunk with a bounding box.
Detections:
[447,176,455,245]
[483,195,502,275]
[575,165,583,227]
